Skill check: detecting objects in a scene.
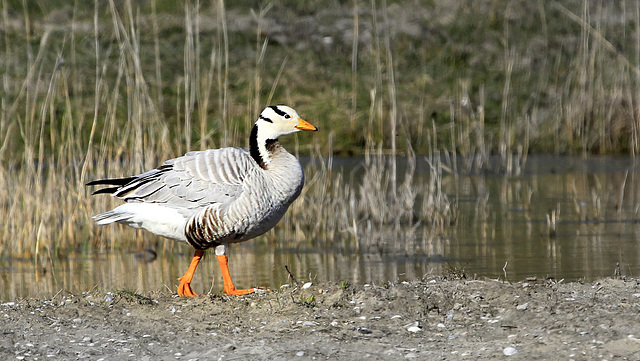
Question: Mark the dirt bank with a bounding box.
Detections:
[2,277,640,360]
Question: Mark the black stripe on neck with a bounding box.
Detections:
[249,125,265,169]
[249,124,280,170]
[268,105,287,117]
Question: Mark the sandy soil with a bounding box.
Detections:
[2,277,640,360]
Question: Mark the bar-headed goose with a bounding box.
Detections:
[87,105,317,296]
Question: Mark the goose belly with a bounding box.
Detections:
[185,162,304,248]
[237,203,292,242]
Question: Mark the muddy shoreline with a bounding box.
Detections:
[2,277,640,360]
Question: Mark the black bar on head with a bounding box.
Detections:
[268,105,287,117]
[259,115,273,123]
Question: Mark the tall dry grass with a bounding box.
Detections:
[0,0,454,261]
[1,0,175,259]
[1,0,639,260]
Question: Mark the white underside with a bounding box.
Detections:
[95,203,188,242]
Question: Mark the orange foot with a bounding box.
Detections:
[216,254,259,296]
[224,286,257,296]
[177,250,204,297]
[177,275,201,297]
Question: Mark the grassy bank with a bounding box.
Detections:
[1,0,638,257]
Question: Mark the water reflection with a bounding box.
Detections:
[0,245,443,301]
[447,155,640,281]
[2,155,640,301]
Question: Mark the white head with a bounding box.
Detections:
[250,105,317,168]
[255,105,317,139]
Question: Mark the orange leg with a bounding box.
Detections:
[177,249,204,297]
[216,254,256,295]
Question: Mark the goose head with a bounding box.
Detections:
[250,105,317,169]
[255,105,317,139]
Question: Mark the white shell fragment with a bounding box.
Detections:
[302,282,312,289]
[407,325,422,333]
[406,321,422,333]
[503,346,518,356]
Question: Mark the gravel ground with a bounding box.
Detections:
[2,277,640,360]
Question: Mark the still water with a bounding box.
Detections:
[2,155,640,301]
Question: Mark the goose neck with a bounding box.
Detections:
[249,124,279,169]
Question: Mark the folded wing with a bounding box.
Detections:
[88,148,256,218]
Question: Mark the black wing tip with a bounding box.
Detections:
[85,177,135,187]
[85,179,104,186]
[91,187,120,195]
[86,177,136,196]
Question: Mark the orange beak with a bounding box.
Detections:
[295,118,318,131]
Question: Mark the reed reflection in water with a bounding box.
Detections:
[0,245,443,301]
[447,155,640,281]
[3,155,640,301]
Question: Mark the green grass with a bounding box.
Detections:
[1,0,639,258]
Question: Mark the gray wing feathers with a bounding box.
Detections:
[131,181,165,198]
[113,148,255,216]
[178,149,247,185]
[92,210,132,225]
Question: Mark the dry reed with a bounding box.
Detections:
[1,1,639,261]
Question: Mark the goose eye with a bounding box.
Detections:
[284,114,291,119]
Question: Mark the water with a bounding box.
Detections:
[447,155,640,279]
[2,155,640,301]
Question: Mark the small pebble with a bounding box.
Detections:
[302,282,312,289]
[357,326,372,334]
[503,347,518,356]
[516,303,528,311]
[296,351,305,357]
